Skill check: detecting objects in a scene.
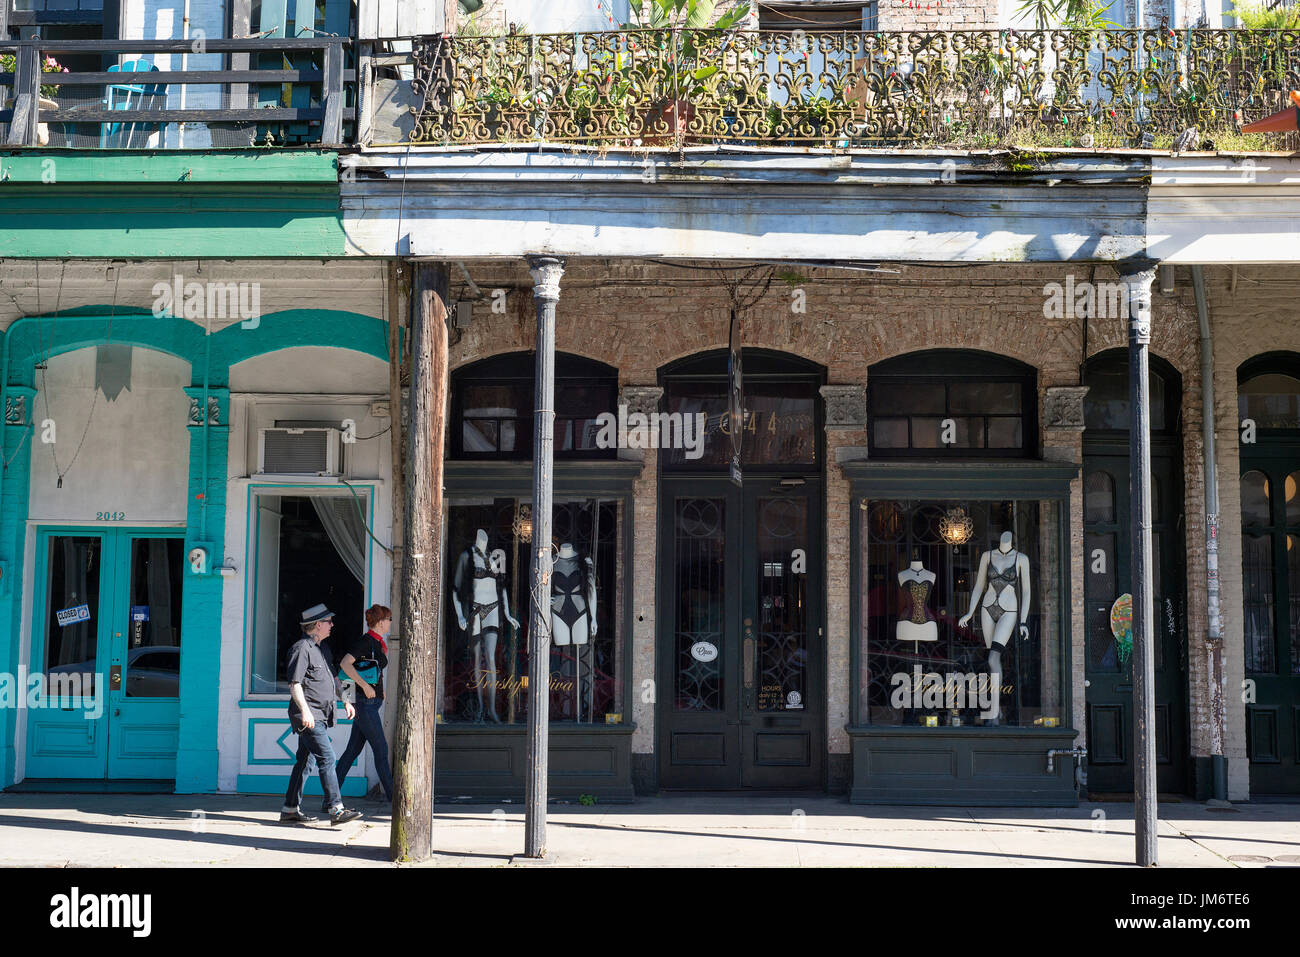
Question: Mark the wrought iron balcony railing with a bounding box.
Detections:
[401,29,1300,151]
[2,37,353,148]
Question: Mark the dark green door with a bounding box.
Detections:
[657,477,824,789]
[1083,443,1188,793]
[1239,455,1300,793]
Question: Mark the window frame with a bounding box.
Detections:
[757,1,878,31]
[439,460,642,726]
[241,481,378,701]
[450,351,620,462]
[867,350,1038,460]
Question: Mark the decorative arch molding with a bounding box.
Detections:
[2,308,391,389]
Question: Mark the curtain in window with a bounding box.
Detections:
[312,495,368,584]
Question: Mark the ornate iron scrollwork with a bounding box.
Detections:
[407,29,1300,149]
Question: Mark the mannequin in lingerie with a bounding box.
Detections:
[451,528,519,722]
[958,531,1031,725]
[551,542,597,647]
[896,558,938,646]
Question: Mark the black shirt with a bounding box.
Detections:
[345,631,389,700]
[286,635,343,729]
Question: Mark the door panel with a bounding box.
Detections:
[1083,451,1187,793]
[1239,452,1300,793]
[108,535,184,778]
[26,529,184,781]
[659,478,823,789]
[25,533,110,778]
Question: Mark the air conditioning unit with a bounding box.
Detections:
[257,428,344,476]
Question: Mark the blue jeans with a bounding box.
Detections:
[336,695,393,800]
[284,720,342,813]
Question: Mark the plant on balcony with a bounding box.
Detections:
[1228,1,1300,29]
[1,53,68,99]
[618,0,752,144]
[1014,0,1117,29]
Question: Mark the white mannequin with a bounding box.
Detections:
[451,528,519,722]
[551,542,597,646]
[959,530,1031,725]
[896,559,938,643]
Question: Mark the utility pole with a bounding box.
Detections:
[523,255,564,859]
[390,262,450,863]
[1126,263,1159,867]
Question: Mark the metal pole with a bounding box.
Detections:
[1126,263,1159,867]
[524,255,564,858]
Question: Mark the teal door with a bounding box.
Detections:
[26,528,185,780]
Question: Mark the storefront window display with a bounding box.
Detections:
[857,497,1064,728]
[442,496,624,724]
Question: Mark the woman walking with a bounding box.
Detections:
[335,604,394,803]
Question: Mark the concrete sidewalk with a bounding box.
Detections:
[0,793,1297,867]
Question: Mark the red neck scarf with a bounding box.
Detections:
[368,629,388,655]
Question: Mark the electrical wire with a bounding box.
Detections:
[339,477,394,555]
[44,267,119,488]
[350,423,392,441]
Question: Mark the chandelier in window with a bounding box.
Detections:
[512,503,534,542]
[938,506,973,546]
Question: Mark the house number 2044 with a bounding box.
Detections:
[96,511,126,521]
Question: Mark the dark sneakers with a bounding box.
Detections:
[279,808,318,825]
[329,807,363,826]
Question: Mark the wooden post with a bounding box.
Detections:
[524,255,564,858]
[390,262,449,863]
[1125,262,1158,867]
[6,44,39,147]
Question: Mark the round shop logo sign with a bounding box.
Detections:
[786,691,803,709]
[690,641,718,663]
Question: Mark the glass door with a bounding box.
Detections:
[26,532,110,778]
[658,479,823,789]
[26,528,184,780]
[740,487,820,787]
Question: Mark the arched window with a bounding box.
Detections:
[1239,353,1300,433]
[1083,351,1180,433]
[451,352,618,460]
[867,350,1037,458]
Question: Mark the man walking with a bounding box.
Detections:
[280,604,362,826]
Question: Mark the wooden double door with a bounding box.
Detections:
[657,476,824,789]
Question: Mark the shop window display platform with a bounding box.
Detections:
[434,724,637,804]
[847,726,1081,807]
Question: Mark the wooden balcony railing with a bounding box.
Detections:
[397,28,1300,151]
[1,37,353,148]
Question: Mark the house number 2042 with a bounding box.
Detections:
[96,511,126,521]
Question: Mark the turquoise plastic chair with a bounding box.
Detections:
[100,60,165,148]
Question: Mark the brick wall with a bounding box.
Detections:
[878,0,1003,30]
[448,258,1232,788]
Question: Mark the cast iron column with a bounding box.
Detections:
[1125,263,1159,867]
[524,255,564,858]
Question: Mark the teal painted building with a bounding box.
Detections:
[0,151,400,796]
